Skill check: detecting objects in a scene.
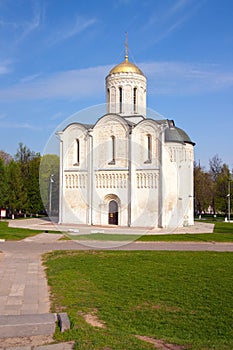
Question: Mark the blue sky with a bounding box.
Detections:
[0,0,232,168]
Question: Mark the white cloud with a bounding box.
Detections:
[51,112,66,121]
[0,113,7,120]
[20,73,42,83]
[0,60,12,74]
[48,16,97,45]
[0,61,232,102]
[0,65,110,101]
[0,121,42,130]
[16,1,43,42]
[142,0,206,45]
[0,1,43,45]
[166,0,194,18]
[142,61,233,94]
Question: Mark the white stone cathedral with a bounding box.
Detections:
[58,52,195,228]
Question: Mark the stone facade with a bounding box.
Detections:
[58,55,195,228]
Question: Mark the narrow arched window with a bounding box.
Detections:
[145,134,152,163]
[133,87,137,113]
[109,135,116,165]
[107,88,110,112]
[74,139,80,165]
[119,87,122,113]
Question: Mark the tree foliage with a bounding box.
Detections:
[214,164,230,214]
[39,154,60,215]
[0,150,12,164]
[194,162,212,213]
[6,160,27,212]
[0,158,7,207]
[0,144,59,217]
[194,155,232,215]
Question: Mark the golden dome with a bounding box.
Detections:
[109,55,144,76]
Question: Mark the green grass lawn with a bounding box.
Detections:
[213,222,233,233]
[1,219,233,242]
[138,232,233,242]
[0,220,43,240]
[66,221,233,242]
[44,250,233,350]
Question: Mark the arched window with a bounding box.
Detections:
[107,88,110,112]
[74,139,80,165]
[119,87,123,113]
[145,134,152,163]
[133,87,137,113]
[109,135,116,165]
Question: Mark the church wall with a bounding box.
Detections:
[91,115,129,226]
[62,187,88,224]
[93,116,128,169]
[130,171,159,227]
[60,124,89,224]
[177,143,194,226]
[62,124,88,169]
[130,121,161,227]
[161,142,194,228]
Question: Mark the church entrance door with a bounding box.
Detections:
[108,200,118,225]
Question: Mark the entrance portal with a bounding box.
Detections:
[108,200,118,225]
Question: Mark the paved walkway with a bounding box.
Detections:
[8,217,215,235]
[0,233,73,349]
[0,249,50,316]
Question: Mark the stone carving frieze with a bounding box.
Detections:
[107,78,145,87]
[65,173,87,189]
[136,172,158,189]
[95,172,128,189]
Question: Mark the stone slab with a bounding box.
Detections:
[0,342,74,350]
[57,313,70,333]
[0,314,56,339]
[36,342,74,349]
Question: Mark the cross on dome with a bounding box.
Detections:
[108,35,144,76]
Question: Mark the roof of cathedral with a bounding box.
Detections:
[109,55,144,76]
[63,117,194,145]
[165,125,195,145]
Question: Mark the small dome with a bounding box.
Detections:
[165,126,195,145]
[109,56,144,76]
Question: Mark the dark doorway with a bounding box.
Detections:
[108,200,118,225]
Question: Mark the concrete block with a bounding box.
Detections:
[2,347,31,350]
[0,313,56,339]
[57,313,70,333]
[36,341,74,349]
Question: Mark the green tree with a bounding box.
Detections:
[6,160,27,214]
[214,163,230,214]
[15,142,37,164]
[14,143,42,215]
[0,150,12,164]
[209,155,223,214]
[0,157,7,208]
[27,156,44,214]
[194,162,212,213]
[39,154,59,216]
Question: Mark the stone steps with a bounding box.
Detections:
[0,341,74,350]
[0,314,57,339]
